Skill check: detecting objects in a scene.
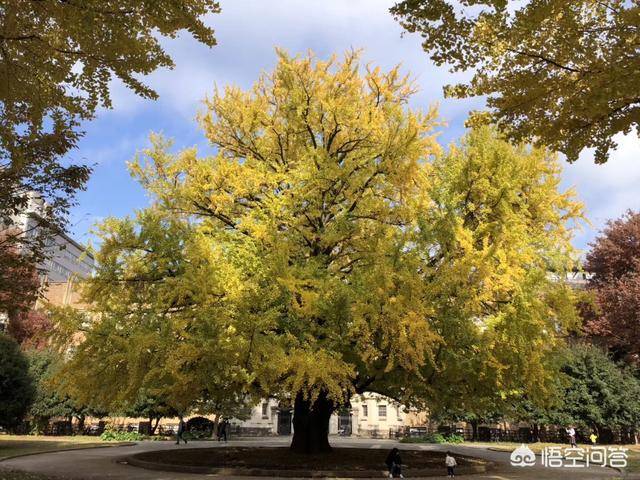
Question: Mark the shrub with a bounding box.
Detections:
[401,433,464,444]
[445,434,465,443]
[100,427,145,442]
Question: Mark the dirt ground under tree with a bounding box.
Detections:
[132,446,481,472]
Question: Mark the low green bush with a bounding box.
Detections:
[99,428,145,442]
[401,433,464,444]
[445,433,465,443]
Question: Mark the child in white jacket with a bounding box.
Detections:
[445,452,457,477]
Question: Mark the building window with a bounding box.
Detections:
[362,405,368,417]
[239,405,252,418]
[378,405,387,418]
[262,402,269,419]
[396,406,402,420]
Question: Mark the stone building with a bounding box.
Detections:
[226,393,419,438]
[348,393,412,437]
[112,393,421,438]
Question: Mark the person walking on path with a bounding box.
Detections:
[566,426,577,448]
[217,419,229,443]
[385,447,403,478]
[176,416,187,445]
[445,451,457,478]
[590,432,598,445]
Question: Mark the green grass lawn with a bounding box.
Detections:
[624,445,640,474]
[0,435,126,461]
[0,469,64,480]
[466,441,579,451]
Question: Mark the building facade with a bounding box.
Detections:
[11,194,94,284]
[0,194,94,331]
[227,393,417,438]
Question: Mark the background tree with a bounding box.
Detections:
[582,211,640,364]
[0,0,221,295]
[123,392,178,435]
[56,51,583,454]
[26,349,102,433]
[511,397,557,443]
[0,333,34,430]
[192,390,255,436]
[0,229,41,320]
[510,344,640,444]
[553,344,640,443]
[6,310,52,350]
[430,406,503,441]
[391,0,640,163]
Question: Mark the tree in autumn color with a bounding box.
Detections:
[0,231,52,351]
[7,310,52,350]
[0,229,40,320]
[391,0,639,163]
[26,348,107,434]
[583,211,640,364]
[122,392,179,435]
[54,51,583,454]
[0,0,221,285]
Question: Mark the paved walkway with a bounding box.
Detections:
[0,437,632,480]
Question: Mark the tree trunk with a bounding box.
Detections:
[290,390,335,454]
[470,419,478,441]
[150,417,160,435]
[532,423,540,443]
[213,415,220,439]
[35,416,49,435]
[76,415,85,434]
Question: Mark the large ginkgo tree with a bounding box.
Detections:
[56,51,583,453]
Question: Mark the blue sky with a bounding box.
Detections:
[68,0,640,253]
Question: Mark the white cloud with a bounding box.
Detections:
[103,0,470,123]
[75,131,152,167]
[80,0,639,253]
[561,129,640,250]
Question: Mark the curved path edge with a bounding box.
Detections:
[0,442,136,462]
[0,437,627,479]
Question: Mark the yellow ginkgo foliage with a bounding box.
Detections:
[56,51,583,454]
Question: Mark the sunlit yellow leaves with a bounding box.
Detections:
[56,51,584,418]
[392,0,639,163]
[279,347,356,404]
[412,125,584,412]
